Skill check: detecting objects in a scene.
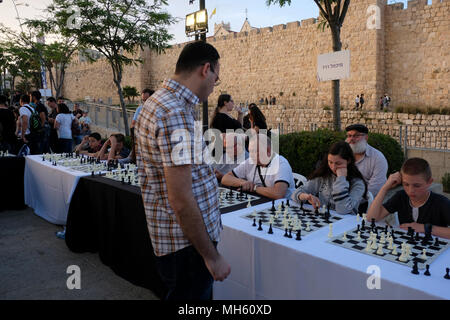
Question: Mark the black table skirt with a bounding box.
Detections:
[0,156,26,211]
[65,176,167,299]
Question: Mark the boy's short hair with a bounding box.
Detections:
[47,97,56,103]
[175,41,220,75]
[142,88,154,95]
[89,132,101,141]
[113,133,125,143]
[31,90,42,101]
[20,94,30,104]
[401,158,432,181]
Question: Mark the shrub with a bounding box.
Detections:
[442,173,450,193]
[279,129,404,178]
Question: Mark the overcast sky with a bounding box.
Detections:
[0,0,414,44]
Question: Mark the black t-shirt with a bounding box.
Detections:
[0,108,16,143]
[35,102,48,120]
[211,112,242,133]
[383,190,450,227]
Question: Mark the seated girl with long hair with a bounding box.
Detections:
[291,141,367,214]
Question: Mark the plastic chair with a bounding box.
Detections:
[293,173,307,189]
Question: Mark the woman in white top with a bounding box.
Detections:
[54,103,76,153]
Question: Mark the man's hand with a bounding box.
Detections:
[214,169,224,181]
[204,253,231,281]
[240,180,254,192]
[385,172,402,189]
[400,222,424,234]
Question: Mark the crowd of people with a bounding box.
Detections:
[1,41,448,302]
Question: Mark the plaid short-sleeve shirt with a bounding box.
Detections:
[135,79,221,256]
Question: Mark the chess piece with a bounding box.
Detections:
[380,232,386,244]
[407,227,414,237]
[357,224,360,232]
[268,223,273,234]
[376,243,384,255]
[356,231,361,241]
[284,228,289,237]
[411,261,419,275]
[328,224,333,238]
[421,249,427,260]
[288,229,293,238]
[398,248,407,262]
[286,199,290,207]
[296,229,302,241]
[365,240,372,252]
[424,264,431,276]
[361,219,365,231]
[415,232,420,241]
[387,238,393,250]
[391,244,398,256]
[257,219,263,231]
[342,232,347,241]
[371,218,376,229]
[356,214,360,223]
[252,218,256,227]
[270,200,276,212]
[306,222,311,232]
[433,237,440,248]
[371,238,378,250]
[281,201,285,210]
[444,268,450,280]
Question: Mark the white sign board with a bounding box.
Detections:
[317,50,350,82]
[39,89,52,97]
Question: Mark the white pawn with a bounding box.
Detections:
[356,214,360,223]
[421,249,427,260]
[398,248,407,262]
[328,223,333,238]
[365,240,372,252]
[391,244,398,256]
[247,199,252,208]
[387,237,393,250]
[356,231,361,241]
[376,243,384,255]
[380,232,386,244]
[342,232,347,241]
[371,237,378,250]
[306,222,311,232]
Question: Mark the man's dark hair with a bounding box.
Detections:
[20,94,30,104]
[113,133,125,143]
[0,94,7,105]
[401,158,432,181]
[89,132,101,141]
[31,90,42,101]
[142,88,154,95]
[57,103,71,114]
[175,41,220,74]
[57,96,65,101]
[47,97,56,103]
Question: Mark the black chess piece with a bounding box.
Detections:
[444,268,450,280]
[288,229,292,238]
[270,200,276,212]
[385,225,388,234]
[411,261,419,275]
[409,231,416,244]
[371,218,376,229]
[424,265,431,276]
[286,199,290,207]
[357,224,360,232]
[91,171,95,177]
[281,201,285,210]
[284,228,289,237]
[361,219,365,231]
[433,237,440,248]
[296,229,302,241]
[407,227,414,237]
[257,219,263,231]
[314,207,319,215]
[415,232,420,241]
[252,218,256,227]
[268,224,273,234]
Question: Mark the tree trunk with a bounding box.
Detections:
[111,64,130,136]
[331,25,342,131]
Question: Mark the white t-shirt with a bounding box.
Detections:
[18,104,33,136]
[232,154,295,199]
[55,113,75,139]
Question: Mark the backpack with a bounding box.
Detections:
[24,105,44,135]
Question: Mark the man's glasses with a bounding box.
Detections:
[209,64,221,86]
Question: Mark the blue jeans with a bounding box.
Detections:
[155,243,216,301]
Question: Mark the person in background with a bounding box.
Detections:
[0,95,17,153]
[78,110,92,136]
[248,104,267,133]
[96,133,130,160]
[30,91,49,153]
[212,133,248,183]
[74,132,102,156]
[131,88,154,128]
[54,103,76,153]
[47,97,59,152]
[210,94,243,133]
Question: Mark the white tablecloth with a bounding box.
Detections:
[24,155,90,225]
[213,201,450,300]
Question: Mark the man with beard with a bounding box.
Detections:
[345,124,388,210]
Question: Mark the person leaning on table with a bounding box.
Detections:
[291,141,367,214]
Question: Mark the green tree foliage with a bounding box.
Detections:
[48,0,176,136]
[122,85,140,103]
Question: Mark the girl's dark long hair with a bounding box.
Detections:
[309,141,367,198]
[57,103,71,114]
[210,94,231,127]
[248,103,267,130]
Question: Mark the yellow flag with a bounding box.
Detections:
[210,8,216,19]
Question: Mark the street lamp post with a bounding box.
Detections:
[185,1,209,132]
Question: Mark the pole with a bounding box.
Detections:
[199,0,208,133]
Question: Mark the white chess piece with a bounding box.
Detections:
[398,248,407,262]
[356,214,360,223]
[342,232,347,241]
[391,244,398,256]
[371,237,378,250]
[247,199,251,208]
[376,243,384,255]
[387,238,393,250]
[356,231,361,241]
[328,224,333,238]
[380,232,386,244]
[365,240,372,252]
[421,249,427,260]
[306,222,311,232]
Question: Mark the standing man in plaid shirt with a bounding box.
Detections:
[135,41,230,300]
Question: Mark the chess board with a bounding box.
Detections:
[103,170,140,187]
[218,187,271,214]
[327,225,450,269]
[241,202,342,237]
